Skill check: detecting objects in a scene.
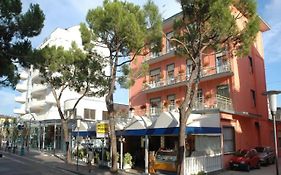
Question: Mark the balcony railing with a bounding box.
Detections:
[143,47,176,63]
[143,61,231,92]
[193,95,233,111]
[149,107,162,116]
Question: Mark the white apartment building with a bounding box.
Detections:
[13,25,112,151]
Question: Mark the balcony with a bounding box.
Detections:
[143,61,232,93]
[16,82,28,92]
[144,95,233,116]
[19,71,29,80]
[31,84,47,97]
[32,69,44,83]
[30,100,47,112]
[193,95,233,112]
[15,94,26,104]
[143,48,176,65]
[14,105,26,115]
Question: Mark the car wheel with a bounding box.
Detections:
[272,158,276,164]
[246,164,250,172]
[256,162,261,169]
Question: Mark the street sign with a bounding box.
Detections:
[96,122,109,138]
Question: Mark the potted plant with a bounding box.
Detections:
[205,92,212,99]
[123,152,133,170]
[176,99,182,106]
[140,104,147,110]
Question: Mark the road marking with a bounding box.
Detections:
[4,156,27,165]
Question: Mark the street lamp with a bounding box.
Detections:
[76,118,81,171]
[264,90,281,175]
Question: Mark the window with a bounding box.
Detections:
[84,109,96,120]
[217,85,230,98]
[251,89,256,107]
[166,32,174,53]
[149,68,161,87]
[216,51,228,73]
[65,109,77,119]
[166,64,175,84]
[186,60,193,78]
[194,89,203,109]
[102,111,108,120]
[150,97,161,116]
[248,56,254,73]
[167,94,175,111]
[223,127,235,153]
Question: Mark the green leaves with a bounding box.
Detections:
[35,43,107,97]
[82,0,162,91]
[175,0,259,58]
[0,0,45,87]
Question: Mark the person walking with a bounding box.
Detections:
[87,148,94,173]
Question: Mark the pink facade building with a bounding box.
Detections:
[129,12,272,168]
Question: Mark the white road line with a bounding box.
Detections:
[4,156,27,165]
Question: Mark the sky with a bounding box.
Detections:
[0,0,280,116]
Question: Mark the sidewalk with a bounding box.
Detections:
[19,149,142,175]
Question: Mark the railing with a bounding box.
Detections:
[149,107,162,116]
[193,95,233,111]
[143,61,231,91]
[185,154,222,175]
[143,47,176,62]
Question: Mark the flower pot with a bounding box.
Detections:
[123,163,132,170]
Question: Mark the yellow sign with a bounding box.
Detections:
[96,122,109,138]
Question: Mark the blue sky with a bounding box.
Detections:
[0,0,280,116]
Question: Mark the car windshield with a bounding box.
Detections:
[255,147,264,152]
[234,150,247,156]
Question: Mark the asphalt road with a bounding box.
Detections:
[0,152,76,175]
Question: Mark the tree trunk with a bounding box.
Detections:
[62,119,71,163]
[177,107,188,175]
[106,93,118,173]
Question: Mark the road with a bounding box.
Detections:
[0,151,76,175]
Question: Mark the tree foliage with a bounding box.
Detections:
[34,42,107,163]
[173,0,259,174]
[81,0,162,172]
[0,0,45,87]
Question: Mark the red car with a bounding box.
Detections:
[229,149,261,171]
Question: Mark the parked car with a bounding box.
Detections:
[229,149,260,171]
[255,146,275,165]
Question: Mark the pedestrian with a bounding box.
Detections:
[87,148,94,173]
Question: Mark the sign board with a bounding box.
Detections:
[96,122,109,138]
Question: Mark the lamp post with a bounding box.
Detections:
[264,90,281,175]
[76,118,81,171]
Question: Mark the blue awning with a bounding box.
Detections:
[116,126,221,136]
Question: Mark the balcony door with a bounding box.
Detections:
[217,85,231,109]
[216,53,228,73]
[166,31,174,53]
[150,68,161,88]
[150,97,161,116]
[217,85,230,98]
[167,94,175,111]
[166,64,175,85]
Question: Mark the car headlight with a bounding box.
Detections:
[240,161,245,164]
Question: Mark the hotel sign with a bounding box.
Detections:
[96,122,109,138]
